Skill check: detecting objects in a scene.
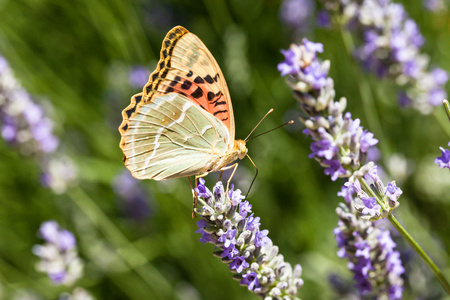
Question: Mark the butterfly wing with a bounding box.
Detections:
[120,26,235,145]
[121,93,230,180]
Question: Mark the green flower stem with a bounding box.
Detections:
[443,99,450,122]
[433,99,450,138]
[359,178,388,211]
[387,213,450,294]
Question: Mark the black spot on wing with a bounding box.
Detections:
[191,87,203,98]
[121,123,128,131]
[181,80,192,90]
[168,32,176,40]
[214,101,226,107]
[125,106,136,118]
[187,70,193,77]
[170,76,181,86]
[165,87,174,93]
[134,95,142,104]
[194,76,204,84]
[207,92,215,101]
[204,75,214,84]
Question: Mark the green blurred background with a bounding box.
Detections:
[0,0,449,299]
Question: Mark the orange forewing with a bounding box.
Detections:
[123,26,235,142]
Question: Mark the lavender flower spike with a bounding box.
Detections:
[278,39,378,183]
[0,56,59,155]
[320,0,448,114]
[0,56,77,194]
[334,187,405,298]
[32,221,84,286]
[194,179,303,299]
[278,39,404,218]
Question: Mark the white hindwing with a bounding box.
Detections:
[121,93,230,180]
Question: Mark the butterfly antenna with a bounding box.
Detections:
[244,109,274,142]
[245,154,258,199]
[245,120,294,143]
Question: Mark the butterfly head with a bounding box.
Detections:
[234,139,248,160]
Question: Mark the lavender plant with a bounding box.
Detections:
[33,221,96,299]
[0,56,76,194]
[128,66,150,89]
[32,221,83,286]
[278,37,450,294]
[318,0,448,114]
[335,185,404,299]
[194,178,303,299]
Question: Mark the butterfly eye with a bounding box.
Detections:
[239,142,248,159]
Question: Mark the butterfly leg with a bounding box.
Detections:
[191,172,210,218]
[188,177,197,218]
[226,163,239,195]
[216,163,239,201]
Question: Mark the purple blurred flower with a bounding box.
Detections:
[113,170,152,220]
[435,142,450,169]
[39,221,76,252]
[280,0,316,31]
[423,0,446,11]
[0,56,76,193]
[194,179,303,298]
[317,10,331,28]
[321,0,448,113]
[129,66,150,89]
[0,57,60,154]
[278,48,302,77]
[40,156,77,194]
[33,221,83,286]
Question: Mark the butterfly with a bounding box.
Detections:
[119,26,248,189]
